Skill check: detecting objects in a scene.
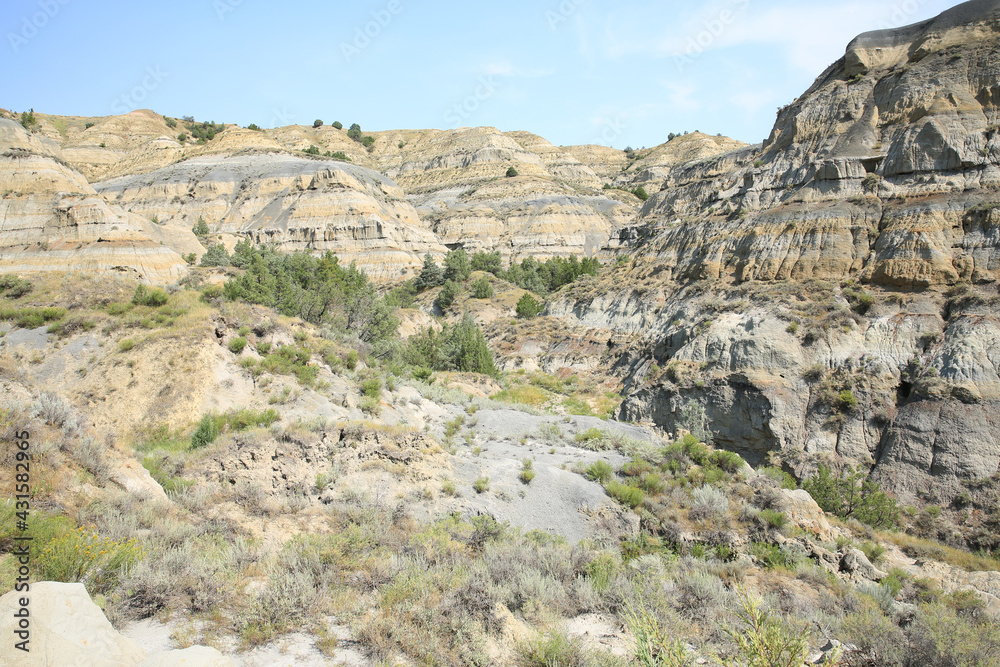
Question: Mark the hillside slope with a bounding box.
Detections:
[0,119,193,282]
[554,0,1000,509]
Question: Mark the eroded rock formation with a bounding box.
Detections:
[0,119,192,283]
[555,0,1000,502]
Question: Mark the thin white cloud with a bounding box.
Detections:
[593,0,955,74]
[660,81,702,112]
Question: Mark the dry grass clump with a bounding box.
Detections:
[880,531,1000,573]
[487,370,622,419]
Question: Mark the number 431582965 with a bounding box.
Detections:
[15,430,31,508]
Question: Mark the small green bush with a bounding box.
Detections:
[360,396,381,415]
[471,276,494,299]
[519,631,592,667]
[860,541,886,565]
[229,337,248,354]
[132,284,169,307]
[639,473,666,495]
[360,377,382,398]
[722,587,811,666]
[0,275,33,298]
[759,509,787,530]
[713,450,744,473]
[473,477,490,494]
[802,463,899,529]
[761,466,797,489]
[751,542,797,569]
[585,460,614,484]
[118,339,136,352]
[584,553,619,593]
[200,285,224,302]
[516,293,543,319]
[191,413,221,449]
[35,527,144,596]
[681,434,711,465]
[0,306,66,329]
[606,481,645,509]
[622,459,654,477]
[260,345,317,386]
[190,408,279,450]
[836,390,858,411]
[575,428,605,445]
[862,173,882,193]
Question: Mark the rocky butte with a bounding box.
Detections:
[550,0,1000,507]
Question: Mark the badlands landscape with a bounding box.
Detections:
[2,0,1000,665]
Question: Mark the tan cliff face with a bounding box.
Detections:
[549,0,1000,503]
[95,153,446,281]
[9,108,746,269]
[634,0,1000,291]
[0,119,192,283]
[616,132,748,190]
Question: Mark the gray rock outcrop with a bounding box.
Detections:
[554,0,1000,501]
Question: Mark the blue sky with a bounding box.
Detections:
[2,0,959,148]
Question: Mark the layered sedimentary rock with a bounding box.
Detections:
[96,153,446,280]
[0,119,192,283]
[382,127,638,261]
[81,123,645,264]
[22,107,749,265]
[615,132,747,190]
[634,0,1000,289]
[555,0,1000,501]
